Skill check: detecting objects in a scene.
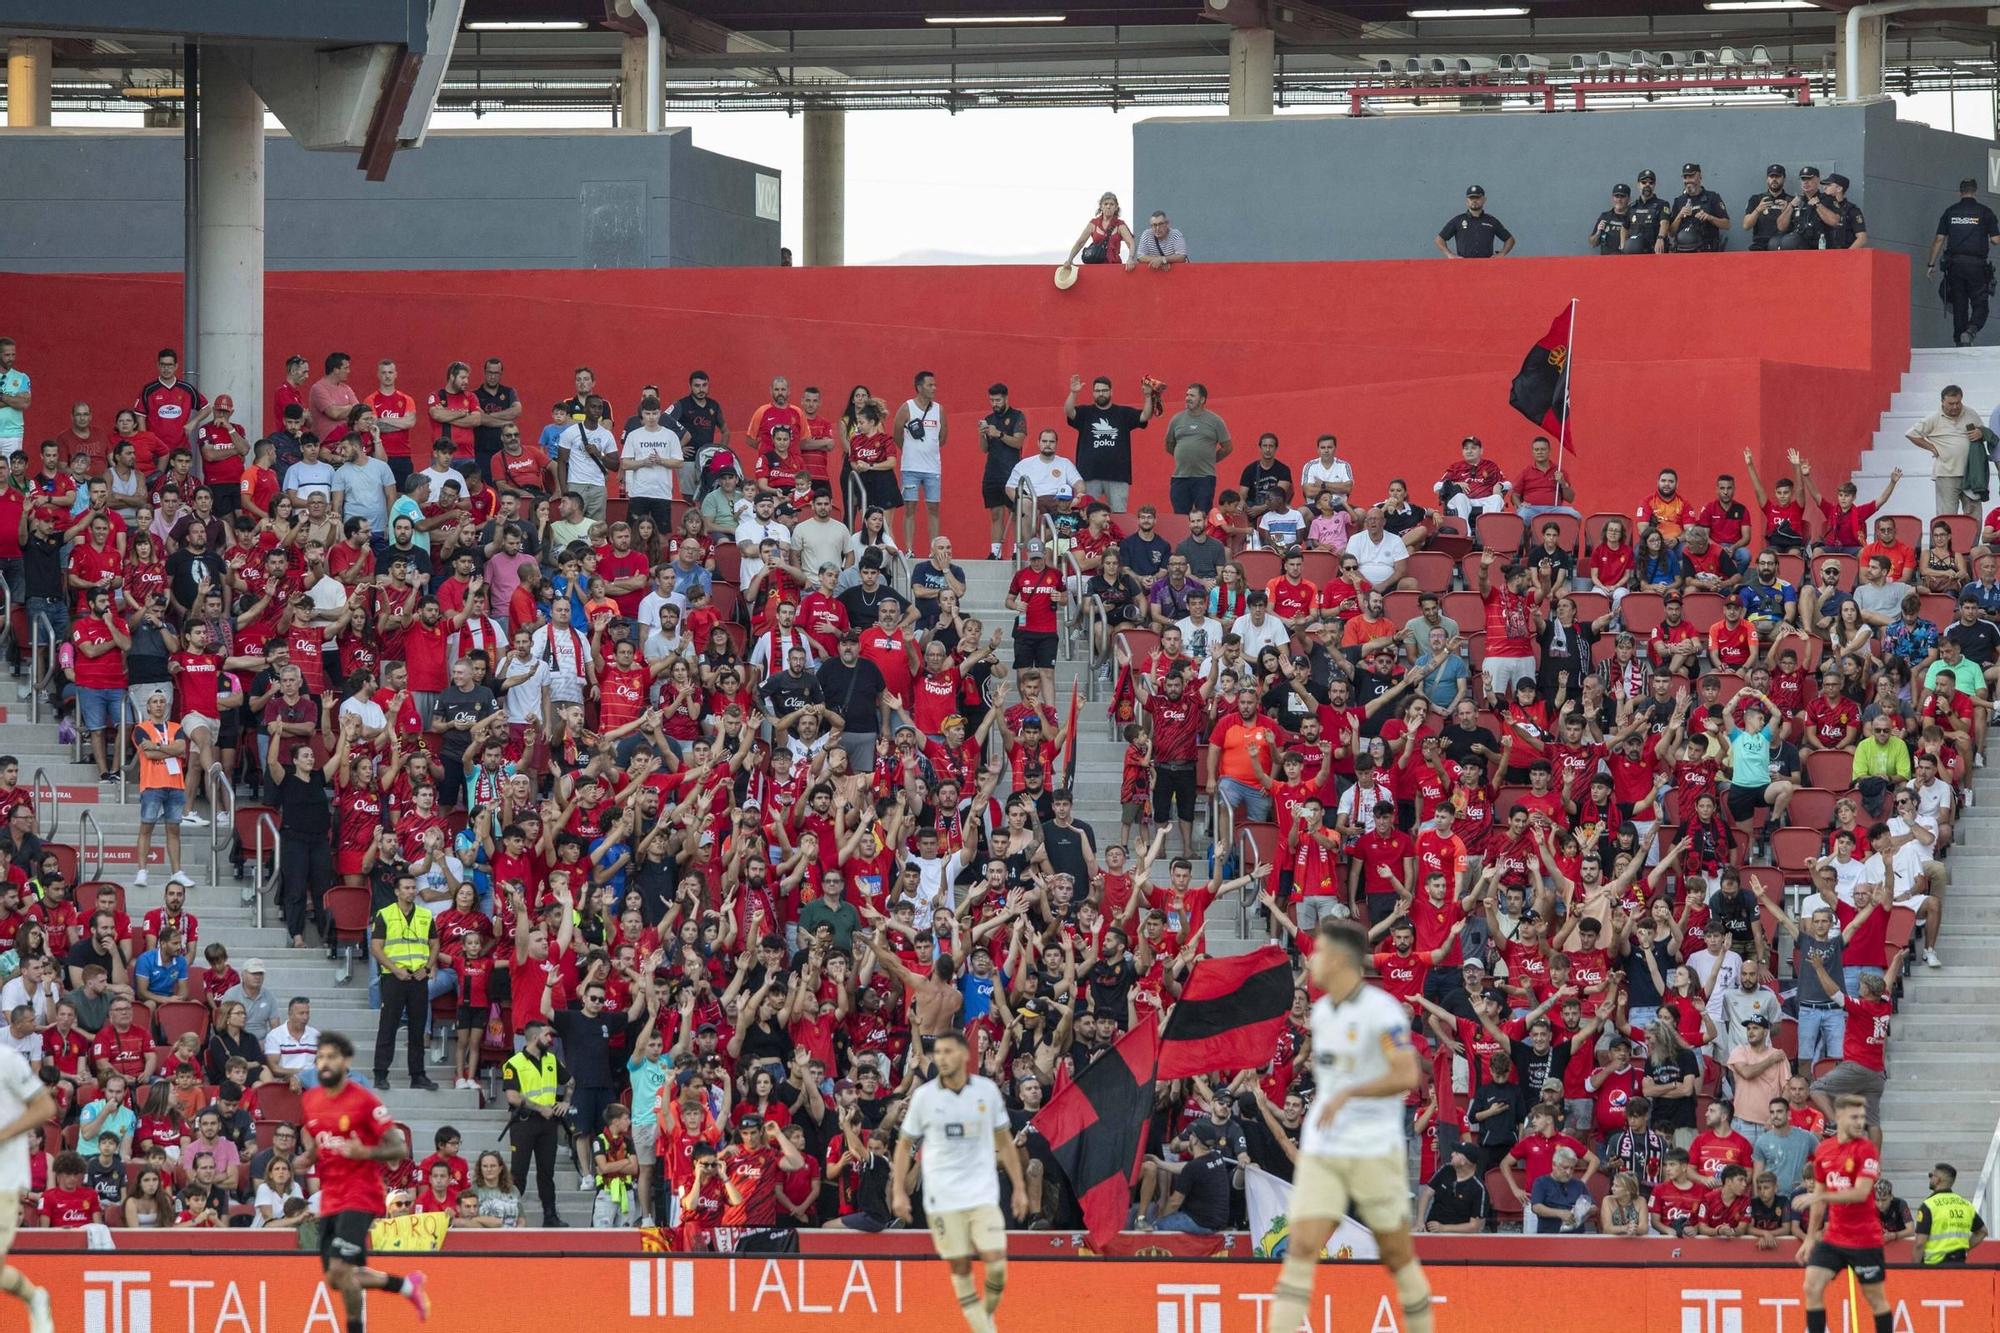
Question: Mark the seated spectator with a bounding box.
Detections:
[1525,1146,1592,1233]
[1435,436,1508,531]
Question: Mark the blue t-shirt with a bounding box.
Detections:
[1529,1173,1589,1226]
[133,949,189,998]
[627,1053,672,1128]
[1728,724,1775,787]
[956,970,999,1022]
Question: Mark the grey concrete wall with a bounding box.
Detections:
[0,127,780,270]
[1133,101,1984,346]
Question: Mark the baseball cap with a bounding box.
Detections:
[1826,173,1851,189]
[1767,163,1786,175]
[244,958,266,975]
[1799,166,1820,179]
[1681,162,1701,174]
[1025,538,1047,557]
[1636,168,1656,183]
[1465,184,1485,197]
[1612,183,1630,197]
[1461,957,1487,972]
[834,1079,856,1093]
[1744,1015,1770,1029]
[215,394,236,411]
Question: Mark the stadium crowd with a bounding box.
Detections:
[0,338,1986,1256]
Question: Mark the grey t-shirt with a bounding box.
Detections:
[1164,408,1230,480]
[220,983,280,1040]
[1853,580,1911,620]
[1175,534,1227,581]
[1794,932,1845,1006]
[434,684,498,761]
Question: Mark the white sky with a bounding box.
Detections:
[67,90,1989,265]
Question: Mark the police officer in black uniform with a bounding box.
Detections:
[1666,162,1729,252]
[1435,185,1515,259]
[1590,184,1634,255]
[1777,166,1826,249]
[1741,164,1793,251]
[1627,169,1671,254]
[1927,179,2000,345]
[1818,174,1868,250]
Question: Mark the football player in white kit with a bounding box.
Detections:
[0,1046,53,1333]
[1267,919,1433,1333]
[892,1031,1029,1333]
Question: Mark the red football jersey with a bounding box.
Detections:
[1811,1134,1883,1249]
[302,1078,396,1217]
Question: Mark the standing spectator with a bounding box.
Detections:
[131,692,194,891]
[194,396,250,519]
[1063,192,1136,271]
[471,357,522,482]
[1064,374,1153,514]
[0,337,28,463]
[365,360,420,488]
[1163,383,1231,517]
[1135,211,1189,270]
[1435,185,1515,259]
[976,383,1028,559]
[1208,686,1280,823]
[670,370,726,498]
[272,354,309,434]
[372,873,440,1092]
[72,586,130,785]
[306,352,358,442]
[1752,1100,1814,1195]
[553,396,615,522]
[1905,384,1988,518]
[135,347,208,452]
[267,737,333,952]
[619,396,683,531]
[891,371,946,554]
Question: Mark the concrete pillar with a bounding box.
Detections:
[802,106,844,267]
[619,33,651,129]
[1835,15,1884,101]
[7,38,50,127]
[195,49,264,432]
[1227,26,1275,117]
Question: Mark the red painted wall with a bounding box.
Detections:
[0,252,1907,551]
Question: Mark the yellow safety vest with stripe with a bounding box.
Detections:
[1920,1191,1978,1264]
[504,1050,560,1108]
[374,904,434,977]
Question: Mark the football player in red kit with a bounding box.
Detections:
[1799,1094,1891,1333]
[299,1033,433,1332]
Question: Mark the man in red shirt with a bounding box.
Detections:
[1707,598,1756,669]
[1800,1096,1891,1332]
[72,586,131,783]
[1500,1105,1596,1201]
[1806,468,1897,554]
[1650,1148,1712,1235]
[135,347,208,450]
[1690,472,1752,564]
[40,1151,101,1228]
[426,361,484,462]
[194,395,251,518]
[1474,552,1543,704]
[90,996,155,1082]
[1512,434,1577,526]
[1689,1101,1756,1186]
[596,522,652,618]
[721,1113,806,1227]
[300,1031,433,1322]
[1139,668,1205,856]
[1348,800,1414,924]
[745,378,807,458]
[1006,539,1066,700]
[367,358,421,482]
[1811,971,1895,1141]
[796,386,839,486]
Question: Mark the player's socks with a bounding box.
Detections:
[1805,1310,1827,1333]
[982,1259,1008,1314]
[381,1277,407,1297]
[1875,1313,1893,1333]
[951,1271,992,1333]
[1266,1254,1319,1333]
[1392,1262,1434,1333]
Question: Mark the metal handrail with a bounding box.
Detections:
[1081,592,1109,705]
[26,612,56,725]
[77,808,104,885]
[1976,1108,2000,1236]
[1011,480,1036,572]
[114,707,129,806]
[28,766,55,840]
[205,762,236,893]
[252,812,280,932]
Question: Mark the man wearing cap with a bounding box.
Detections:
[1590,184,1634,255]
[1775,166,1826,249]
[1626,169,1671,253]
[1416,1143,1489,1234]
[1816,174,1868,250]
[219,958,277,1041]
[1007,539,1067,701]
[194,394,250,517]
[1435,185,1514,259]
[1742,165,1794,252]
[1928,179,2000,346]
[1667,163,1728,253]
[1726,1011,1789,1140]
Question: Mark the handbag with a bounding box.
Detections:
[1078,240,1109,265]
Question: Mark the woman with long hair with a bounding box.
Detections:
[1601,1171,1653,1235]
[472,1149,521,1226]
[1064,191,1137,271]
[126,1166,176,1228]
[205,999,270,1086]
[253,1156,307,1227]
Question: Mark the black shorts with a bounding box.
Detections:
[981,472,1013,510]
[1807,1242,1886,1284]
[859,471,902,511]
[567,1085,615,1139]
[319,1208,376,1269]
[1153,764,1198,822]
[1726,783,1767,821]
[1014,629,1058,669]
[455,1003,490,1032]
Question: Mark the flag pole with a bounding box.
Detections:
[1557,296,1577,476]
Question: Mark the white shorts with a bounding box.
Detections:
[181,712,218,738]
[928,1202,1006,1260]
[1483,654,1537,698]
[632,1120,659,1165]
[1290,1151,1411,1233]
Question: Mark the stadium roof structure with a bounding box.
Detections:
[24,0,2000,115]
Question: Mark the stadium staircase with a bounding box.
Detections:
[1851,344,2000,526]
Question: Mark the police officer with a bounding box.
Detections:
[1818,174,1868,250]
[1741,164,1793,251]
[1627,168,1672,253]
[1590,184,1633,255]
[504,1018,574,1226]
[1776,166,1826,249]
[1927,179,2000,346]
[1666,162,1729,252]
[1913,1162,1987,1264]
[1435,185,1515,259]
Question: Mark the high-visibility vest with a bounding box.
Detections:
[135,720,182,793]
[374,904,433,976]
[1920,1191,1978,1264]
[504,1049,559,1108]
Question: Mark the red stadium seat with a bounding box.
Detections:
[1237,550,1280,586]
[234,805,280,866]
[72,879,122,912]
[1540,513,1582,553]
[258,1085,304,1127]
[1619,593,1665,636]
[1406,552,1455,593]
[1777,553,1805,587]
[706,581,740,623]
[1114,628,1161,666]
[323,886,373,953]
[1775,1017,1798,1062]
[1768,828,1824,880]
[1475,512,1525,556]
[1442,590,1484,628]
[711,543,742,584]
[1680,591,1726,633]
[1298,551,1339,586]
[42,843,77,887]
[1237,821,1280,870]
[1785,788,1839,830]
[1384,590,1422,626]
[1149,513,1193,546]
[1918,594,1957,626]
[1803,750,1855,791]
[1569,591,1611,624]
[1484,1167,1526,1222]
[1428,532,1473,562]
[153,1001,210,1046]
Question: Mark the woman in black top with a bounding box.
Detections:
[205,999,269,1085]
[268,742,334,949]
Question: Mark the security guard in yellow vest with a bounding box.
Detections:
[503,1019,571,1226]
[371,873,440,1091]
[1913,1163,1987,1264]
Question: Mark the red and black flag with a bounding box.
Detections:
[1033,1019,1159,1247]
[1158,946,1295,1080]
[1508,301,1577,453]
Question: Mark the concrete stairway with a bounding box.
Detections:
[9,696,594,1224]
[1851,344,2000,526]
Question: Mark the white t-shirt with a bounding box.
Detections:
[1230,611,1291,659]
[1255,507,1309,550]
[1345,529,1410,587]
[1301,457,1354,497]
[0,1029,40,1063]
[1828,853,1871,908]
[1005,454,1084,500]
[1175,613,1223,667]
[498,654,550,724]
[418,464,463,505]
[264,1022,320,1074]
[337,696,388,735]
[282,460,336,504]
[0,1048,38,1189]
[622,426,684,501]
[901,398,943,475]
[1301,985,1411,1159]
[557,424,615,489]
[736,516,789,552]
[903,1073,1008,1212]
